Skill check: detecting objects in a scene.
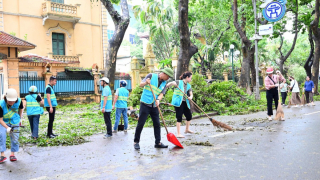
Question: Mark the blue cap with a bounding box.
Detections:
[120,80,127,87]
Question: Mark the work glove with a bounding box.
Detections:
[6,127,12,134]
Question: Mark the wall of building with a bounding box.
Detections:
[2,0,104,69]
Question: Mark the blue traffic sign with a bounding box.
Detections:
[262,1,286,22]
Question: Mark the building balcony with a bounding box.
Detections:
[41,1,81,28]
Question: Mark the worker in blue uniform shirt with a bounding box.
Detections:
[112,80,130,133]
[0,88,23,163]
[100,77,113,138]
[133,68,174,150]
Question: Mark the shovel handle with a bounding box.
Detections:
[148,83,169,134]
[175,86,211,120]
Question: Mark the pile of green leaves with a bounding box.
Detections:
[190,73,267,115]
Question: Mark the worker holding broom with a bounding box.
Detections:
[166,71,194,138]
[264,68,285,120]
[133,68,174,150]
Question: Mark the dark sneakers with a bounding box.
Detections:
[134,143,140,150]
[0,156,7,163]
[154,143,168,148]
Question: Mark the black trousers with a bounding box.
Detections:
[266,88,279,116]
[281,92,287,105]
[46,107,56,136]
[175,101,192,122]
[134,102,161,144]
[103,112,112,136]
[305,91,314,103]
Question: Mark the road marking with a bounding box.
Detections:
[304,111,320,116]
[208,127,254,138]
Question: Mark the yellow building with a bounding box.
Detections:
[0,0,106,71]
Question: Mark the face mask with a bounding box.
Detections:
[289,79,292,81]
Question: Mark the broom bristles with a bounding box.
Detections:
[301,94,306,105]
[275,102,284,120]
[210,118,233,131]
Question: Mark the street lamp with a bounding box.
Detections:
[230,44,235,82]
[224,51,228,62]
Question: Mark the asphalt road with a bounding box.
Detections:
[1,102,320,180]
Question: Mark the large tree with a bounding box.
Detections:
[101,0,130,90]
[311,0,320,94]
[232,0,255,89]
[176,0,198,78]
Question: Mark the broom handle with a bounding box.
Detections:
[148,83,169,134]
[176,86,211,119]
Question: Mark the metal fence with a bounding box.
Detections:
[19,76,95,97]
[54,76,94,96]
[19,76,45,98]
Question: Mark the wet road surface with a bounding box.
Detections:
[1,103,320,179]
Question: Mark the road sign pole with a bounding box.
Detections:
[253,0,260,100]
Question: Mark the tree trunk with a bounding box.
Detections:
[250,50,256,87]
[233,0,253,88]
[177,0,190,78]
[310,0,320,94]
[304,27,314,78]
[311,39,320,94]
[102,0,130,90]
[240,45,251,88]
[177,0,198,78]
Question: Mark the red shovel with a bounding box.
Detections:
[149,84,183,148]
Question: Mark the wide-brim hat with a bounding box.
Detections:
[160,68,174,78]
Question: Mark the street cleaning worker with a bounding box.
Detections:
[304,76,315,106]
[166,71,194,138]
[134,68,174,150]
[25,86,43,140]
[0,88,23,163]
[289,76,302,107]
[44,76,58,138]
[264,68,285,121]
[167,71,193,138]
[100,77,113,138]
[112,80,129,133]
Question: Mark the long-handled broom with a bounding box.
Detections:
[301,91,306,106]
[287,89,292,108]
[149,83,183,148]
[176,86,233,131]
[275,78,284,120]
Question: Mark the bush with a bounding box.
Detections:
[128,86,143,107]
[126,73,268,115]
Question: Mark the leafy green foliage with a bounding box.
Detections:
[128,86,143,107]
[288,65,307,84]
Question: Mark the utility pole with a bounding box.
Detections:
[253,0,261,100]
